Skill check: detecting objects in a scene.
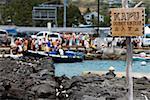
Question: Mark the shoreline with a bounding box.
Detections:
[82,71,150,79]
[0,57,150,99]
[55,59,150,78]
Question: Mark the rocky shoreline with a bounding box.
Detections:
[0,57,150,100]
[56,74,150,100]
[0,57,55,100]
[85,47,150,60]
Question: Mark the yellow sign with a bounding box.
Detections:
[110,8,145,36]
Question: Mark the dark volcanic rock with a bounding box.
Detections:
[57,74,150,100]
[0,57,150,100]
[55,74,127,100]
[31,83,55,99]
[0,57,55,100]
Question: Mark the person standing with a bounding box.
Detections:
[27,38,32,50]
[23,38,28,51]
[38,39,42,51]
[47,38,52,52]
[31,39,35,51]
[105,66,116,79]
[72,33,76,45]
[35,39,39,51]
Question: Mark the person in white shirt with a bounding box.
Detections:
[58,45,64,55]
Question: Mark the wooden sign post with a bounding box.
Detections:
[110,0,145,100]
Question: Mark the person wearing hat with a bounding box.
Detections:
[105,66,116,79]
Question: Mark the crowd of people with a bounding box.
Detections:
[4,31,142,54]
[12,32,97,54]
[13,37,61,54]
[62,33,96,48]
[105,37,142,48]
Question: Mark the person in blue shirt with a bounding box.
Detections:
[47,39,52,48]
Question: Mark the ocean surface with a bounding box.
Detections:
[54,60,150,77]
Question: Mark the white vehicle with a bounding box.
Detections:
[31,31,62,42]
[47,33,62,42]
[31,31,50,39]
[142,26,150,47]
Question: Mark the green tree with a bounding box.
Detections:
[0,5,5,24]
[2,0,83,27]
[3,0,49,26]
[91,17,98,26]
[57,7,64,27]
[66,4,84,27]
[57,3,84,27]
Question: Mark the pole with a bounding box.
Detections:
[63,0,67,27]
[122,0,133,100]
[97,0,100,35]
[47,22,51,32]
[126,37,133,100]
[134,1,143,8]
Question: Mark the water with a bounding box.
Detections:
[55,60,150,77]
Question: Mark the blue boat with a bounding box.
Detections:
[23,50,84,63]
[48,50,84,63]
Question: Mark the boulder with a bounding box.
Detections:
[31,84,55,98]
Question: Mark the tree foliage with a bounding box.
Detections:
[2,0,50,26]
[2,0,148,26]
[57,3,84,27]
[2,0,84,27]
[67,4,84,27]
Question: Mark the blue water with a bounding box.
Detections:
[54,60,150,77]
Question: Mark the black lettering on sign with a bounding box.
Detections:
[128,27,132,31]
[127,21,141,25]
[127,22,131,25]
[121,27,125,31]
[136,21,141,25]
[127,12,135,21]
[113,22,126,26]
[133,21,136,25]
[126,12,139,21]
[121,13,126,21]
[134,12,139,20]
[114,11,140,21]
[113,22,117,25]
[114,13,120,21]
[135,28,139,31]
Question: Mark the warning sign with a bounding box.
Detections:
[110,8,145,36]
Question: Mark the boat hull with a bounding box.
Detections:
[133,56,150,61]
[23,50,83,63]
[51,56,83,63]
